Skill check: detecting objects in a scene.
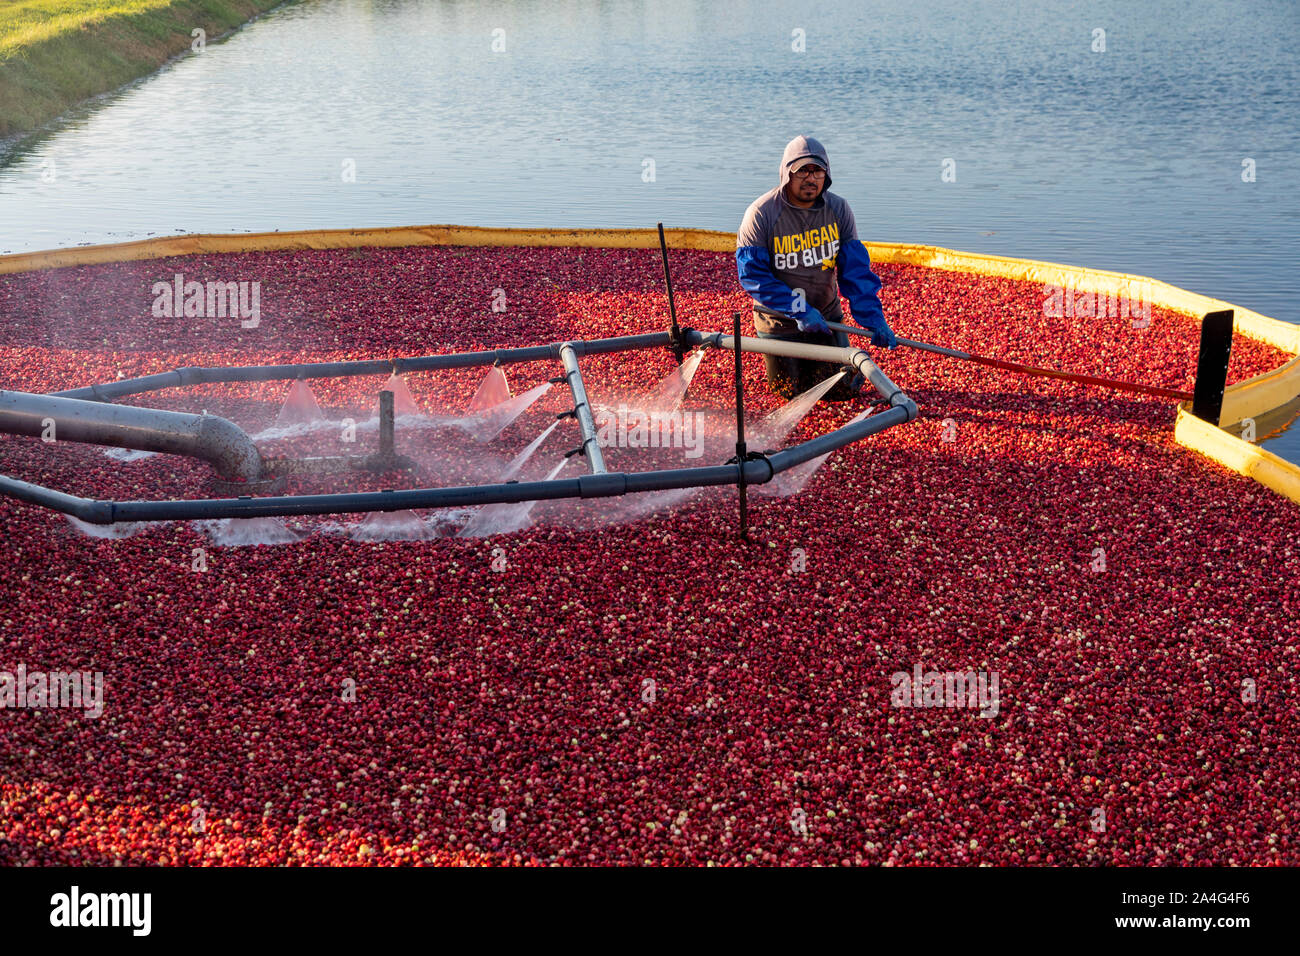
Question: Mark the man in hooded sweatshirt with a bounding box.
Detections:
[736,134,897,401]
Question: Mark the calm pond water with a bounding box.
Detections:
[2,0,1298,459]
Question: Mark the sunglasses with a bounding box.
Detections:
[792,165,826,180]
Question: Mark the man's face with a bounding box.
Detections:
[789,162,826,203]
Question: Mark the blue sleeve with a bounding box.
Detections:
[736,246,805,318]
[838,239,886,331]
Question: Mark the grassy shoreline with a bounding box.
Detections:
[1,0,290,138]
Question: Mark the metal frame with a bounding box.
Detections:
[0,328,917,525]
[557,342,607,473]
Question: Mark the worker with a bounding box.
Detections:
[736,134,897,401]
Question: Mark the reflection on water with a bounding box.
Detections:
[1224,392,1300,465]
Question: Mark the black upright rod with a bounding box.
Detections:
[658,222,685,364]
[732,310,749,539]
[377,390,395,459]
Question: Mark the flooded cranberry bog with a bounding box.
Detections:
[0,227,1298,866]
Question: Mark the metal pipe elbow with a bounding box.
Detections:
[196,413,265,482]
[893,393,919,422]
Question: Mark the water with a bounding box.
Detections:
[751,373,846,448]
[64,515,159,538]
[199,516,301,546]
[350,509,435,541]
[102,447,158,463]
[453,381,553,442]
[379,374,421,416]
[459,455,570,537]
[466,367,511,414]
[274,379,325,427]
[1,0,1297,461]
[593,350,704,436]
[640,349,706,415]
[755,408,876,497]
[501,420,560,481]
[452,366,553,441]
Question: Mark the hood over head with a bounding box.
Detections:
[779,135,832,192]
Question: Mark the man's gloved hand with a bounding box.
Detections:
[869,323,898,349]
[849,310,898,349]
[794,307,830,335]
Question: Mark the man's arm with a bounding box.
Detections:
[736,247,813,317]
[835,202,894,346]
[736,204,828,332]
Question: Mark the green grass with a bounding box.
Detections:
[0,0,291,137]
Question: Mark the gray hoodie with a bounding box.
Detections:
[737,135,882,335]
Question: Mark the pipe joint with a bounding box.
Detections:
[196,413,265,481]
[578,473,628,498]
[731,451,775,485]
[892,393,919,421]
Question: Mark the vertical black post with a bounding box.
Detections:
[1192,309,1234,425]
[378,389,395,461]
[658,222,685,365]
[732,311,749,540]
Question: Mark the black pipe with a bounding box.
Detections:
[52,333,678,401]
[0,474,115,523]
[764,404,909,471]
[732,311,749,539]
[53,329,892,404]
[25,462,773,523]
[657,222,685,365]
